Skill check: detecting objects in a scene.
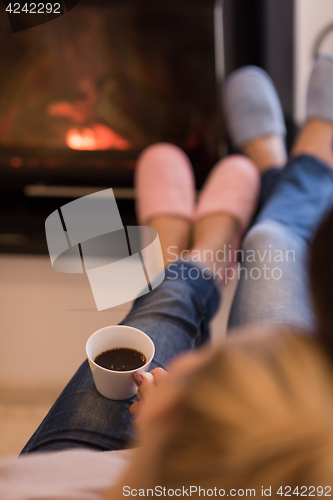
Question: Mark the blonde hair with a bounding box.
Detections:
[153,327,333,495]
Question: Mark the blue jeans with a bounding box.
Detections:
[21,154,333,454]
[229,155,333,331]
[21,263,220,453]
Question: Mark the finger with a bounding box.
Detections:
[135,391,143,402]
[150,367,169,385]
[129,400,140,416]
[132,372,154,397]
[144,372,154,383]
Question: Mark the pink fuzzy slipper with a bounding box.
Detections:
[135,143,195,225]
[196,155,260,234]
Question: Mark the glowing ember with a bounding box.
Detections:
[66,124,131,151]
[10,156,22,168]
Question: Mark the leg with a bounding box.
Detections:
[228,219,315,331]
[22,144,238,454]
[21,144,201,454]
[21,260,220,454]
[223,66,288,215]
[21,141,259,454]
[229,140,333,332]
[225,59,333,331]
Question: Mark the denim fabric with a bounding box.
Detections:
[228,220,315,331]
[259,167,283,209]
[257,155,333,242]
[21,263,220,453]
[228,154,333,332]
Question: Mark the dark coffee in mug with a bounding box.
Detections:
[94,347,146,372]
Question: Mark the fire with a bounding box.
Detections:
[66,124,131,151]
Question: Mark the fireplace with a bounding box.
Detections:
[0,0,224,188]
[0,0,224,253]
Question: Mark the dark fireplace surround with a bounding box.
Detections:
[0,0,224,253]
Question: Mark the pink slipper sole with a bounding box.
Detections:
[196,155,260,234]
[135,143,195,225]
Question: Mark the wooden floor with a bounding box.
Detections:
[0,384,63,457]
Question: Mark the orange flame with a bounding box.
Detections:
[66,124,131,151]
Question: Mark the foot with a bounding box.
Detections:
[188,156,261,280]
[291,55,333,168]
[135,143,196,266]
[223,66,287,172]
[243,134,287,172]
[306,53,333,125]
[135,143,195,225]
[196,156,260,235]
[187,213,238,275]
[291,119,333,167]
[149,216,192,267]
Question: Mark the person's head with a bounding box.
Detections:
[310,203,333,358]
[122,328,333,497]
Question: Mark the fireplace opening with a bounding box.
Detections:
[0,0,224,253]
[0,0,224,189]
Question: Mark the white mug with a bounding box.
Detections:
[86,325,155,400]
